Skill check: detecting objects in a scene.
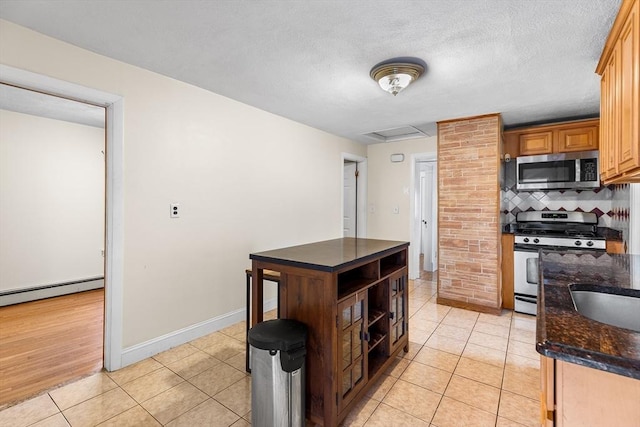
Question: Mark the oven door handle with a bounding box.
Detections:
[514,245,540,253]
[514,294,537,304]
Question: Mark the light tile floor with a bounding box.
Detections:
[0,276,541,427]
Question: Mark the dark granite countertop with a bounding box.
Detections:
[596,226,623,240]
[536,251,640,379]
[250,237,409,272]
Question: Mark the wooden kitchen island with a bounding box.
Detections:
[250,237,409,426]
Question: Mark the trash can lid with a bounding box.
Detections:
[248,319,307,352]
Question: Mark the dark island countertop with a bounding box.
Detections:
[250,237,409,272]
[536,251,640,380]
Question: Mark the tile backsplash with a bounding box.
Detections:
[610,183,631,247]
[501,161,630,239]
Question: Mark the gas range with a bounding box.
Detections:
[512,210,605,250]
[511,210,605,316]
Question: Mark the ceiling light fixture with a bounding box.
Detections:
[370,61,424,96]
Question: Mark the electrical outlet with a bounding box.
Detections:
[170,203,179,218]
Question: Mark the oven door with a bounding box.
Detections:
[513,247,539,315]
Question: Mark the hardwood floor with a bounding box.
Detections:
[0,289,104,407]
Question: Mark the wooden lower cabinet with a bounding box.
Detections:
[337,292,366,411]
[541,356,640,426]
[388,271,408,354]
[337,269,408,415]
[606,239,626,254]
[501,234,515,310]
[540,355,555,427]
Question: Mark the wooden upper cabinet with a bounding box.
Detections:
[618,1,640,174]
[601,48,620,180]
[557,125,599,152]
[504,119,599,157]
[520,131,553,155]
[596,0,640,183]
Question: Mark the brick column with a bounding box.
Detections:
[437,113,502,313]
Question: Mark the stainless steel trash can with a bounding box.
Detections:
[248,319,307,427]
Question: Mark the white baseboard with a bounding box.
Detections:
[119,297,278,369]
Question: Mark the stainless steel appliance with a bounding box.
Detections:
[512,210,605,315]
[516,150,599,190]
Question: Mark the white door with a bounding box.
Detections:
[343,161,357,237]
[420,163,438,272]
[420,173,430,270]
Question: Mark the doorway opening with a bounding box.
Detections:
[409,153,438,280]
[342,153,367,238]
[0,64,125,376]
[0,84,107,405]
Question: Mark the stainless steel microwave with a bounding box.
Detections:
[516,150,600,190]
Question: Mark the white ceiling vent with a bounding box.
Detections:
[363,126,427,143]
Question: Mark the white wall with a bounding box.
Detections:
[0,20,366,349]
[366,136,437,241]
[0,109,105,292]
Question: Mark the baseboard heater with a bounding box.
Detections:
[0,276,104,307]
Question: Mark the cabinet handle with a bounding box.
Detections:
[360,331,370,341]
[389,312,395,320]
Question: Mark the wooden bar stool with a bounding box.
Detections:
[245,268,281,372]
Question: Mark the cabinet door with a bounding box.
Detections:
[337,293,367,410]
[600,69,612,180]
[519,132,553,155]
[606,240,625,254]
[604,46,621,179]
[389,271,407,353]
[617,1,640,174]
[555,359,640,426]
[540,356,555,426]
[501,234,515,310]
[557,126,598,152]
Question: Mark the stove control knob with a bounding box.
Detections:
[574,240,582,246]
[523,237,530,243]
[533,238,540,244]
[587,241,594,247]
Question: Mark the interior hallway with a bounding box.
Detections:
[0,276,540,426]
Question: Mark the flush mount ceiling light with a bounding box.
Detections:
[370,61,424,96]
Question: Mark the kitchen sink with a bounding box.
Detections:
[569,285,640,333]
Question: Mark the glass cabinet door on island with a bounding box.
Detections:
[337,292,367,410]
[389,270,407,353]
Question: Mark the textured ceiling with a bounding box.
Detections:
[0,0,622,144]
